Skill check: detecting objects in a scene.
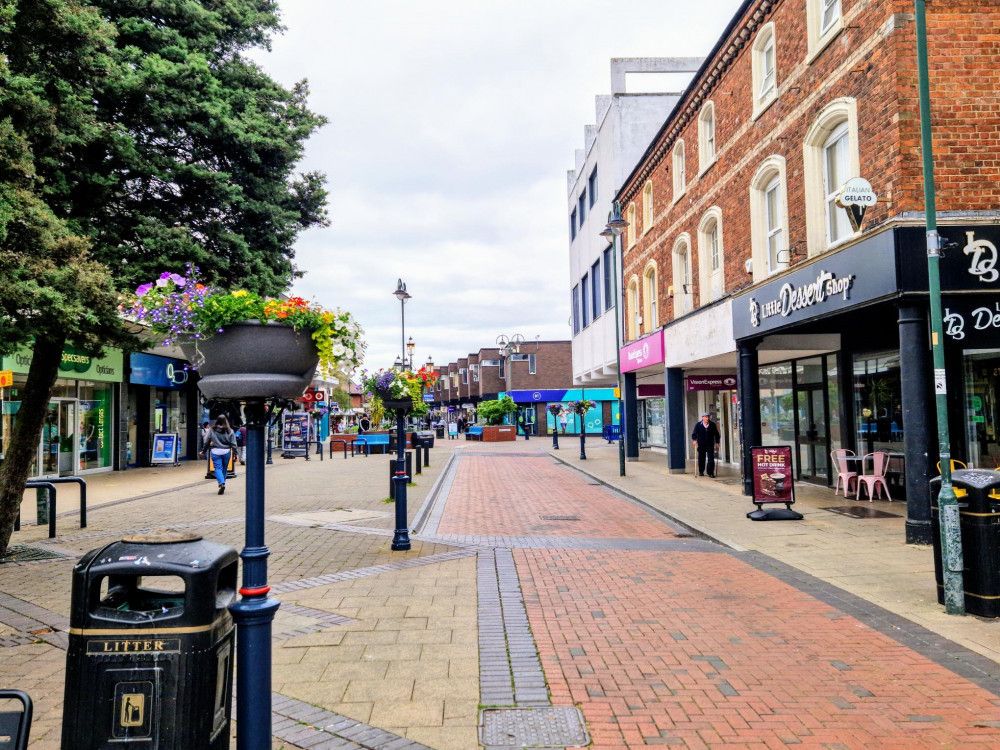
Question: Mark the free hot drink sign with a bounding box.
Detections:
[751,446,795,505]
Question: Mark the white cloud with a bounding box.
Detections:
[254,0,743,370]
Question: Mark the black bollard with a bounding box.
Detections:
[579,430,587,460]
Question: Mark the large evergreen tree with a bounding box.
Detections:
[0,0,329,555]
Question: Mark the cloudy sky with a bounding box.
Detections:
[254,0,743,372]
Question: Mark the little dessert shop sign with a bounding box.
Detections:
[748,270,855,328]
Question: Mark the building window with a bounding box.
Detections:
[807,0,844,62]
[472,365,479,382]
[578,192,587,227]
[698,101,716,173]
[697,208,725,304]
[603,246,614,312]
[461,368,468,385]
[643,262,658,330]
[572,284,580,335]
[803,98,860,255]
[642,181,654,232]
[750,155,790,280]
[627,277,641,340]
[823,124,852,246]
[752,23,777,119]
[588,167,598,207]
[672,140,686,201]
[528,353,536,375]
[570,208,577,241]
[672,234,693,316]
[591,259,601,320]
[626,203,637,248]
[581,273,591,328]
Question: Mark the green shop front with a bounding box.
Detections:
[0,346,123,477]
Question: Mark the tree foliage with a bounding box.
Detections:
[478,396,518,426]
[0,0,330,555]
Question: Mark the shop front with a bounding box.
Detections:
[620,332,667,450]
[127,352,199,465]
[733,223,1000,544]
[686,374,740,467]
[505,388,618,435]
[0,345,123,476]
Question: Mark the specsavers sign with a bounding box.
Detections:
[1,345,124,383]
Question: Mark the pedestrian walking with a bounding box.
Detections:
[199,421,212,453]
[559,408,568,434]
[235,424,246,464]
[201,415,238,494]
[692,412,722,478]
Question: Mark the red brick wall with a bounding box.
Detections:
[617,0,1000,339]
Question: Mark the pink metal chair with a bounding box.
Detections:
[831,449,858,497]
[857,451,892,502]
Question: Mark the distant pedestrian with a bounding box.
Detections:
[199,421,212,453]
[202,415,238,494]
[691,412,721,478]
[235,425,246,464]
[559,409,568,434]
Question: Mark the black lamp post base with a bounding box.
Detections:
[391,531,411,551]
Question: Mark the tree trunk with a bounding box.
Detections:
[0,336,66,556]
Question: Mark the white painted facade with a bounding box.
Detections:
[567,57,703,385]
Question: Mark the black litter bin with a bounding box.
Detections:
[62,530,238,749]
[930,469,1000,617]
[418,430,435,449]
[435,424,445,439]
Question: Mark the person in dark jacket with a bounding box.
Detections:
[201,415,238,494]
[691,412,722,478]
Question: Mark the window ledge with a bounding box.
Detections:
[671,190,686,206]
[752,92,778,122]
[697,157,717,178]
[806,20,844,65]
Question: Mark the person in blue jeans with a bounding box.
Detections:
[201,415,239,494]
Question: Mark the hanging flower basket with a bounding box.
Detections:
[381,397,414,412]
[181,321,319,400]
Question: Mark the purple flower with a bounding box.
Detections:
[136,283,153,297]
[169,273,186,287]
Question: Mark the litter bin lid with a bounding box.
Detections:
[122,530,203,544]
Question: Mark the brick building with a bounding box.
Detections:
[429,341,613,434]
[614,0,1000,543]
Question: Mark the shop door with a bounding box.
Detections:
[39,400,78,477]
[794,386,828,482]
[637,400,649,447]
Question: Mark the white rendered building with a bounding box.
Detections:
[567,58,701,385]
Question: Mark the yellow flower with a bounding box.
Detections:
[232,290,249,298]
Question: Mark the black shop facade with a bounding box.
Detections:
[732,223,1000,545]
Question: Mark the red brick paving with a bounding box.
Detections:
[517,547,1000,749]
[438,453,680,539]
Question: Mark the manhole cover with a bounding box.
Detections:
[539,515,580,521]
[823,506,901,519]
[480,707,589,748]
[0,545,66,563]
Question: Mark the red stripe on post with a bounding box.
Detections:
[239,586,270,596]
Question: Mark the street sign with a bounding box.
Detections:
[422,393,435,402]
[0,370,12,387]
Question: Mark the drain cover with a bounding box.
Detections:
[480,707,589,748]
[539,515,580,521]
[823,506,901,519]
[0,545,66,563]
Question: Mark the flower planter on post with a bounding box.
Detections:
[548,405,562,450]
[567,399,597,461]
[127,269,365,750]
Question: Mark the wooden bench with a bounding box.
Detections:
[466,426,484,441]
[355,434,390,455]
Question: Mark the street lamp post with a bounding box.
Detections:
[497,333,526,437]
[601,201,630,477]
[406,337,415,370]
[392,280,412,552]
[914,0,963,614]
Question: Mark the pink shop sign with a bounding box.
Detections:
[619,332,664,373]
[687,374,738,391]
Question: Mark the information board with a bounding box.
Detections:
[751,445,795,505]
[282,413,311,457]
[151,433,180,465]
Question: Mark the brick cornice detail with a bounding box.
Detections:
[621,0,777,205]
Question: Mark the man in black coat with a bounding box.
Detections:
[692,412,722,477]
